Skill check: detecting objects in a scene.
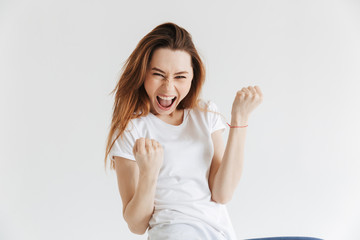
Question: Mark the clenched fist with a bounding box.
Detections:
[133,138,164,176]
[231,85,263,120]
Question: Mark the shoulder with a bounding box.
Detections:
[194,98,220,114]
[113,117,141,140]
[123,112,154,137]
[191,99,224,127]
[195,98,214,110]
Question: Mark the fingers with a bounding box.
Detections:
[133,138,145,154]
[238,85,263,99]
[254,85,263,99]
[248,86,256,95]
[145,138,152,151]
[134,138,161,153]
[237,87,251,99]
[152,139,161,149]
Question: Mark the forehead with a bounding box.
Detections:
[149,48,192,70]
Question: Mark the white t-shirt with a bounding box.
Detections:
[109,99,238,240]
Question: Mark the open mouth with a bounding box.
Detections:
[156,96,177,110]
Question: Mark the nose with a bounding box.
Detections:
[162,78,175,89]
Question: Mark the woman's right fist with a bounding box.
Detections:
[133,138,164,176]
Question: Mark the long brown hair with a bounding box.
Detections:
[104,22,221,172]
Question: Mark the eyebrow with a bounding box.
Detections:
[151,67,189,75]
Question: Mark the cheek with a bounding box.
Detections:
[144,79,157,95]
[185,79,193,90]
[179,81,192,96]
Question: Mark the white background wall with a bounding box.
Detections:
[1,0,359,239]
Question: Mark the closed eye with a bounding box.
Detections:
[153,73,164,77]
[153,73,186,79]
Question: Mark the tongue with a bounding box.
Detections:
[158,98,172,107]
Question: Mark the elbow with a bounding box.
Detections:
[127,222,148,235]
[123,206,152,235]
[123,209,148,235]
[211,192,232,205]
[124,214,148,235]
[131,227,147,235]
[216,198,231,205]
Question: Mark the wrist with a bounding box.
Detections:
[231,116,249,126]
[139,169,159,181]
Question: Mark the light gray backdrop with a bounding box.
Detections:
[1,0,359,239]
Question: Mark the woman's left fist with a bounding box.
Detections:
[231,85,263,119]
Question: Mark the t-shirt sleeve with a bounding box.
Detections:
[208,100,227,134]
[109,122,138,162]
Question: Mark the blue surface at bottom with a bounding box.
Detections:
[245,237,323,240]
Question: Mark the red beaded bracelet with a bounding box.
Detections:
[226,122,248,128]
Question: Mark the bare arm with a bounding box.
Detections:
[124,172,158,235]
[211,117,248,204]
[211,85,263,204]
[123,137,163,235]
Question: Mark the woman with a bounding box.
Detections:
[104,22,320,240]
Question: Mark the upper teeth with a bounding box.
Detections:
[158,96,175,100]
